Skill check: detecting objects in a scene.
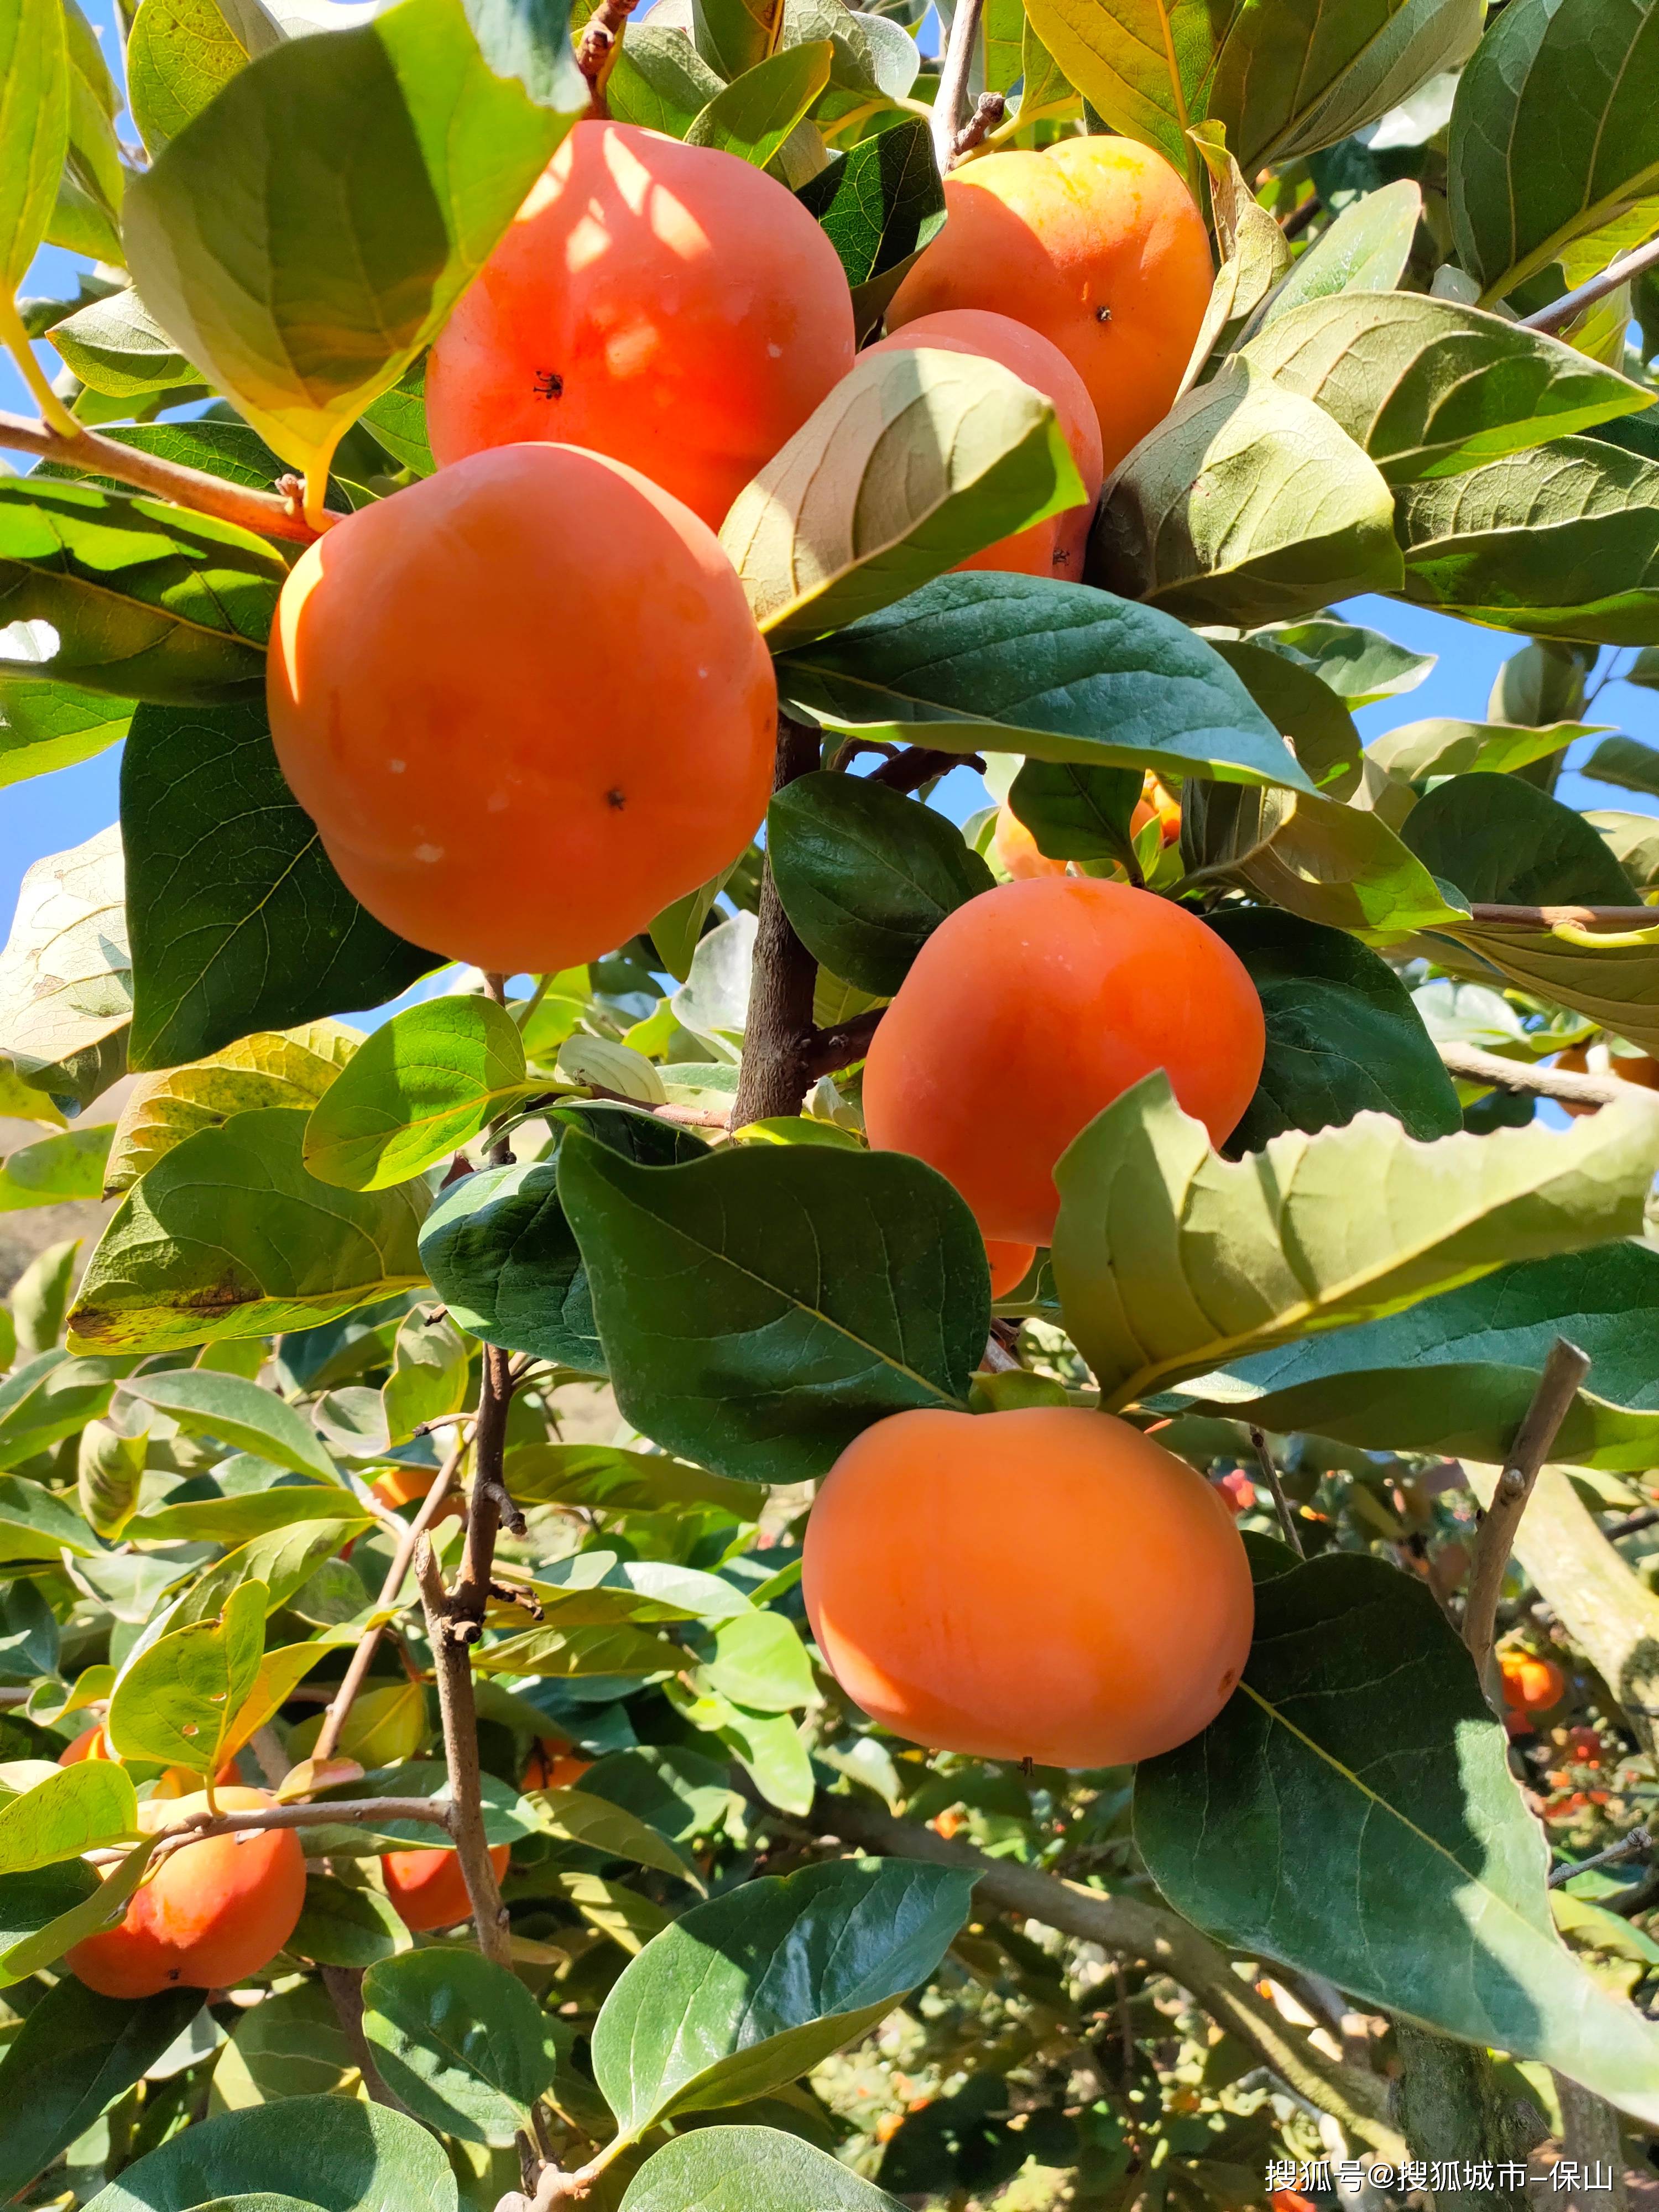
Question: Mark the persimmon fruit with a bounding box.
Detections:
[1501,1654,1566,1713]
[66,1788,305,1997]
[522,1736,592,1791]
[383,1842,512,1932]
[886,137,1212,477]
[863,877,1265,1244]
[267,443,776,975]
[427,120,857,530]
[864,310,1103,578]
[59,1725,237,1793]
[371,1465,464,1523]
[60,1722,115,1764]
[991,802,1066,881]
[984,1239,1035,1297]
[803,1407,1253,1767]
[1553,1045,1659,1118]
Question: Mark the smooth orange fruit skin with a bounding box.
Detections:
[863,878,1265,1245]
[67,1788,305,1998]
[60,1723,114,1764]
[427,120,857,530]
[984,1239,1035,1297]
[267,443,776,975]
[863,310,1103,579]
[803,1407,1254,1767]
[991,804,1066,880]
[1501,1656,1566,1713]
[886,138,1212,477]
[522,1737,593,1791]
[383,1843,512,1932]
[371,1467,464,1522]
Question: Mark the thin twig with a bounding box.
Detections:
[1468,902,1658,927]
[1462,1338,1592,1683]
[312,1439,467,1764]
[1435,1041,1629,1109]
[86,1796,455,1869]
[866,744,983,793]
[1279,194,1322,241]
[1604,1506,1659,1543]
[805,1005,885,1076]
[575,0,639,115]
[415,1536,513,1966]
[0,406,331,544]
[953,89,1005,158]
[932,0,986,171]
[1548,1824,1651,1890]
[450,1344,523,1638]
[1520,233,1659,336]
[732,714,824,1128]
[321,1965,409,2110]
[1250,1426,1306,1557]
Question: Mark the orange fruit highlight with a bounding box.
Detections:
[383,1843,512,1932]
[803,1407,1253,1766]
[863,878,1265,1244]
[427,120,857,530]
[863,310,1103,578]
[886,137,1212,477]
[984,1239,1035,1297]
[267,443,776,976]
[67,1788,305,1997]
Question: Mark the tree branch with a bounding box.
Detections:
[1435,1042,1630,1109]
[98,1795,456,1869]
[804,1005,885,1077]
[865,744,983,793]
[1462,1338,1592,1684]
[576,0,639,115]
[1519,232,1659,337]
[1391,2020,1537,2211]
[952,89,1005,158]
[732,713,824,1128]
[0,406,332,545]
[321,1965,409,2111]
[449,1344,521,1639]
[415,1535,513,1966]
[1249,1426,1306,1557]
[932,0,987,171]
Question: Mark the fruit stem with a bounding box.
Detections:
[931,0,987,172]
[1249,1427,1305,1558]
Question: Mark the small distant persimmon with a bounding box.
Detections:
[803,1407,1253,1767]
[863,310,1103,578]
[66,1788,304,1997]
[1501,1654,1567,1714]
[1553,1045,1659,1117]
[886,137,1213,477]
[428,121,857,530]
[863,878,1265,1245]
[522,1736,592,1791]
[382,1843,512,1932]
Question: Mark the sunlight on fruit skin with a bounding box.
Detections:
[863,877,1265,1245]
[886,137,1213,478]
[267,442,777,976]
[427,121,857,531]
[382,1842,512,1932]
[803,1406,1254,1767]
[863,310,1103,578]
[984,1239,1036,1297]
[66,1789,305,1998]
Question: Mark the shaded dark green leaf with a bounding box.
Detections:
[1401,773,1637,906]
[79,2096,460,2212]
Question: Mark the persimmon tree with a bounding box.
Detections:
[0,0,1658,2204]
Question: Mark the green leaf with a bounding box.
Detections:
[0,1980,202,2203]
[471,1619,679,1679]
[0,1124,111,1210]
[687,1609,814,1711]
[591,1859,975,2138]
[358,361,435,477]
[1368,717,1600,782]
[1207,909,1461,1154]
[503,1441,760,1520]
[779,0,917,101]
[1584,733,1659,798]
[1433,912,1659,1060]
[420,1109,707,1371]
[528,1785,705,1889]
[40,419,292,500]
[1134,1552,1659,2122]
[209,1976,357,2111]
[107,1023,357,1193]
[48,285,203,399]
[289,1874,410,1969]
[0,1353,121,1478]
[67,1107,429,1355]
[767,772,993,996]
[556,1131,988,1482]
[1250,179,1423,332]
[305,998,540,1191]
[1176,1241,1659,1474]
[1249,615,1434,709]
[361,1949,561,2146]
[0,0,68,289]
[382,1306,468,1443]
[686,40,832,165]
[1207,638,1362,797]
[127,1487,369,1548]
[0,1833,159,1984]
[0,481,282,705]
[1183,127,1291,378]
[122,0,578,481]
[80,2096,460,2212]
[795,117,945,332]
[0,1760,136,1874]
[1239,293,1647,482]
[1395,435,1659,645]
[776,575,1314,794]
[607,24,725,134]
[119,1368,339,1481]
[460,0,586,106]
[1402,773,1637,908]
[1449,0,1659,305]
[174,1521,361,1624]
[123,700,436,1073]
[78,1415,149,1540]
[620,2128,906,2212]
[1091,368,1404,625]
[127,0,284,152]
[1050,1072,1659,1410]
[107,1577,267,1774]
[691,0,774,77]
[1009,758,1142,863]
[719,347,1085,648]
[0,671,130,789]
[0,825,129,1114]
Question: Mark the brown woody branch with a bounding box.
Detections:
[952,90,1005,159]
[1468,902,1658,927]
[866,744,984,792]
[450,1344,523,1639]
[94,1795,456,1869]
[1435,1042,1629,1109]
[576,0,639,114]
[931,0,986,171]
[1520,232,1659,336]
[0,406,332,545]
[805,1004,884,1076]
[415,1536,514,1965]
[732,714,825,1127]
[321,1966,409,2111]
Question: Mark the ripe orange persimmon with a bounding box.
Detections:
[383,1843,512,1932]
[984,1240,1035,1297]
[371,1466,464,1522]
[60,1722,115,1764]
[60,1725,237,1794]
[864,310,1103,578]
[521,1736,592,1792]
[1553,1046,1659,1117]
[803,1407,1253,1766]
[267,444,776,975]
[427,121,857,530]
[67,1788,305,1997]
[863,878,1265,1245]
[1501,1654,1567,1714]
[991,803,1066,880]
[886,137,1212,477]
